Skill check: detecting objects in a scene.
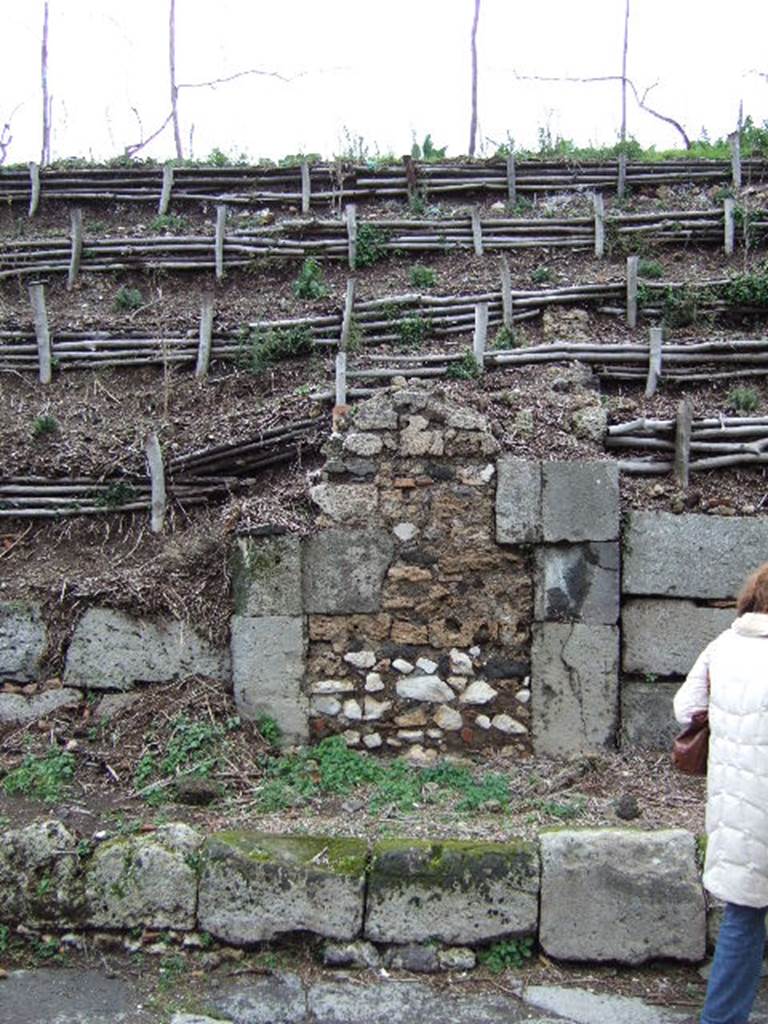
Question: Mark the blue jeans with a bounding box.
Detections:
[702,902,768,1024]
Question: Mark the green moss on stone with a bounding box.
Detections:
[204,831,368,877]
[230,538,289,614]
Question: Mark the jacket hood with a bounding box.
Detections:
[732,612,768,637]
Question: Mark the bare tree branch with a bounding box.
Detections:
[468,0,481,157]
[0,104,22,166]
[177,67,295,89]
[124,109,175,158]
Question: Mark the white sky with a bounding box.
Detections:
[2,0,767,164]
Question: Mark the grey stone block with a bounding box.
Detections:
[303,528,394,614]
[542,461,619,542]
[85,824,202,930]
[531,623,619,756]
[0,689,82,725]
[535,542,619,624]
[540,829,706,964]
[364,838,539,944]
[623,512,768,599]
[198,832,367,944]
[0,821,83,927]
[231,615,308,744]
[622,599,734,676]
[230,535,302,616]
[620,681,681,751]
[0,602,46,681]
[495,457,541,544]
[63,608,231,691]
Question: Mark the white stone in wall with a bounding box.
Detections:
[475,715,492,730]
[393,522,418,542]
[364,697,391,720]
[460,680,498,705]
[416,657,438,675]
[363,733,383,749]
[343,432,384,456]
[392,658,414,674]
[311,697,341,717]
[344,650,376,670]
[396,675,454,703]
[398,729,425,742]
[427,728,443,739]
[492,714,528,735]
[311,679,356,694]
[447,675,467,691]
[364,672,385,692]
[343,730,360,746]
[433,705,463,731]
[405,745,438,767]
[516,688,531,704]
[342,700,363,720]
[449,649,474,675]
[469,646,481,657]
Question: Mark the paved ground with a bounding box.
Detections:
[6,967,768,1024]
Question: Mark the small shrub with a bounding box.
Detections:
[31,414,58,438]
[410,133,447,161]
[408,192,427,216]
[728,386,760,413]
[256,715,282,747]
[354,224,389,268]
[114,286,144,312]
[0,923,9,954]
[446,350,481,380]
[149,213,189,233]
[532,796,586,821]
[492,325,518,349]
[531,266,552,285]
[410,265,436,289]
[478,937,535,973]
[638,258,664,279]
[3,750,76,802]
[293,257,328,300]
[724,265,768,308]
[95,481,136,508]
[397,315,430,348]
[240,325,314,374]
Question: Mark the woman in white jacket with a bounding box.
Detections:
[674,562,768,1024]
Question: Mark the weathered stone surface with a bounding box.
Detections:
[64,609,230,691]
[531,623,619,756]
[198,832,367,944]
[495,458,541,544]
[620,681,680,750]
[623,512,768,599]
[540,829,706,964]
[399,416,444,456]
[0,820,83,926]
[365,838,539,944]
[396,675,454,703]
[85,824,202,930]
[0,688,81,725]
[622,599,734,676]
[343,432,384,457]
[310,483,379,524]
[460,680,497,705]
[541,462,619,542]
[353,395,399,431]
[433,705,463,731]
[322,940,381,968]
[0,602,47,681]
[231,615,308,744]
[571,403,608,442]
[303,529,394,614]
[230,535,302,616]
[535,543,619,624]
[93,691,141,721]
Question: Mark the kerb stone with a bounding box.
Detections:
[622,599,734,676]
[364,838,539,944]
[230,535,302,616]
[535,543,619,624]
[620,681,680,750]
[540,829,706,964]
[198,832,367,944]
[623,512,768,598]
[531,623,619,756]
[303,529,394,614]
[230,615,308,744]
[495,457,541,544]
[0,602,47,681]
[542,462,619,542]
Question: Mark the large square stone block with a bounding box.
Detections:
[303,529,394,614]
[622,599,734,676]
[535,542,619,624]
[495,457,541,544]
[542,462,619,543]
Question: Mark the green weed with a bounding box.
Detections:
[531,266,552,285]
[492,325,518,349]
[293,258,328,300]
[149,213,189,233]
[256,715,282,747]
[0,923,9,954]
[3,750,76,802]
[532,796,586,821]
[31,414,58,438]
[724,265,768,308]
[728,386,760,413]
[239,325,314,374]
[410,265,436,289]
[410,134,447,162]
[114,286,144,312]
[355,224,389,268]
[446,350,481,380]
[478,937,534,973]
[94,481,137,509]
[637,258,664,279]
[397,314,430,348]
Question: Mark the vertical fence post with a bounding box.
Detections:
[724,197,736,256]
[617,153,627,199]
[146,432,166,534]
[67,208,83,291]
[158,164,174,215]
[301,160,311,215]
[335,351,348,409]
[506,153,517,207]
[473,302,488,372]
[626,254,639,328]
[28,162,41,217]
[336,277,356,408]
[645,326,663,398]
[215,204,227,282]
[729,130,742,190]
[195,292,214,379]
[345,204,357,270]
[674,398,693,490]
[499,257,513,330]
[28,282,52,384]
[470,206,484,256]
[593,192,605,257]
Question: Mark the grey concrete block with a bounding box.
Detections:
[0,689,82,725]
[540,829,706,964]
[535,543,619,624]
[623,512,768,599]
[531,623,619,756]
[542,462,619,542]
[198,832,367,944]
[620,681,680,750]
[63,608,231,691]
[0,602,46,681]
[495,457,541,543]
[231,615,308,744]
[364,838,539,944]
[303,528,394,614]
[230,535,302,616]
[85,824,202,930]
[622,599,734,676]
[0,821,83,927]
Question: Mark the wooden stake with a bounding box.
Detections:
[158,164,174,215]
[645,326,663,398]
[340,277,356,351]
[674,398,693,490]
[499,257,513,328]
[506,153,517,206]
[195,292,214,378]
[214,204,227,282]
[28,282,51,384]
[626,254,639,328]
[724,197,736,256]
[470,206,484,255]
[473,301,488,372]
[67,208,83,290]
[301,161,311,214]
[345,203,357,270]
[28,162,41,217]
[617,153,627,199]
[593,193,605,257]
[335,351,347,407]
[146,432,166,533]
[729,130,742,190]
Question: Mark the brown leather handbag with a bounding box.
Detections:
[672,709,710,775]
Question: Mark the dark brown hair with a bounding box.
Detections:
[737,563,768,615]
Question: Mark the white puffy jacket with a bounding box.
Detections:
[674,612,768,908]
